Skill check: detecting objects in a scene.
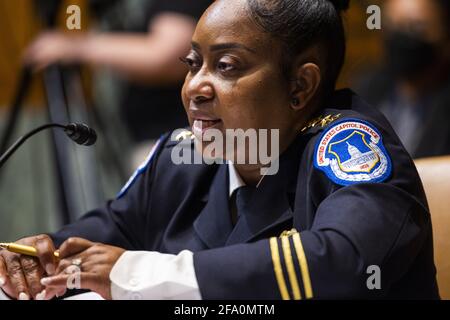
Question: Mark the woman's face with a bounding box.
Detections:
[181,0,300,162]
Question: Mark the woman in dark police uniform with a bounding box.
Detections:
[0,0,439,300]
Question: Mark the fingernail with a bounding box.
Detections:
[18,292,30,300]
[35,290,46,300]
[41,277,51,286]
[0,277,5,287]
[46,263,55,275]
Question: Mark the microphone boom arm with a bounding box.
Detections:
[0,123,96,169]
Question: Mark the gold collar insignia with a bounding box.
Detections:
[301,113,341,133]
[175,130,194,141]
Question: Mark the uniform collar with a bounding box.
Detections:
[193,137,304,248]
[227,161,245,198]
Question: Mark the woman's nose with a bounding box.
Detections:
[185,72,214,103]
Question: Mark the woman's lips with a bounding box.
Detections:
[192,119,222,138]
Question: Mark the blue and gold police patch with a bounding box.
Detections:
[314,119,392,186]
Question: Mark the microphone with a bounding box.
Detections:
[0,123,97,169]
[64,123,97,146]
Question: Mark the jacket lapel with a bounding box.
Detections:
[193,164,234,248]
[226,137,302,245]
[225,183,294,245]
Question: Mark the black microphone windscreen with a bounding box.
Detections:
[64,123,97,146]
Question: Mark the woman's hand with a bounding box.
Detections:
[41,238,125,300]
[0,234,57,300]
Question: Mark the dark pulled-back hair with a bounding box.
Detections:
[246,0,350,96]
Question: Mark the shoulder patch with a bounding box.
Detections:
[116,138,163,199]
[313,119,392,186]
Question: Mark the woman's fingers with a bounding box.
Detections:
[19,255,45,299]
[0,256,16,298]
[58,237,94,259]
[16,235,56,299]
[4,254,30,300]
[32,234,58,276]
[55,237,94,277]
[40,286,65,300]
[42,273,107,299]
[55,253,84,275]
[56,287,67,298]
[41,274,70,287]
[41,272,86,291]
[43,262,84,291]
[0,256,7,286]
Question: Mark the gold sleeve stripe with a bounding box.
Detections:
[269,237,290,300]
[281,236,302,300]
[292,232,314,299]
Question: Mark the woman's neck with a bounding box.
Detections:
[233,128,300,185]
[233,163,264,186]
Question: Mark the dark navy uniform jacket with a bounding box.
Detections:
[51,89,440,299]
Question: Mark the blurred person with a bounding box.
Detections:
[355,0,450,158]
[24,0,212,167]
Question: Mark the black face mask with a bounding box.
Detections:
[384,31,437,79]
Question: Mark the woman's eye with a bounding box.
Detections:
[180,56,202,72]
[217,60,236,73]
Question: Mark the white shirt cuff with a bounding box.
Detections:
[109,250,201,300]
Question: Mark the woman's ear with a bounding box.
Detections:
[290,62,321,111]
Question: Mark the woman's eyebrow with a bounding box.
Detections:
[210,43,257,53]
[191,41,256,54]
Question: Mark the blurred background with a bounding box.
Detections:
[0,0,449,241]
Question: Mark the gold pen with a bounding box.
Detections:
[0,242,59,258]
